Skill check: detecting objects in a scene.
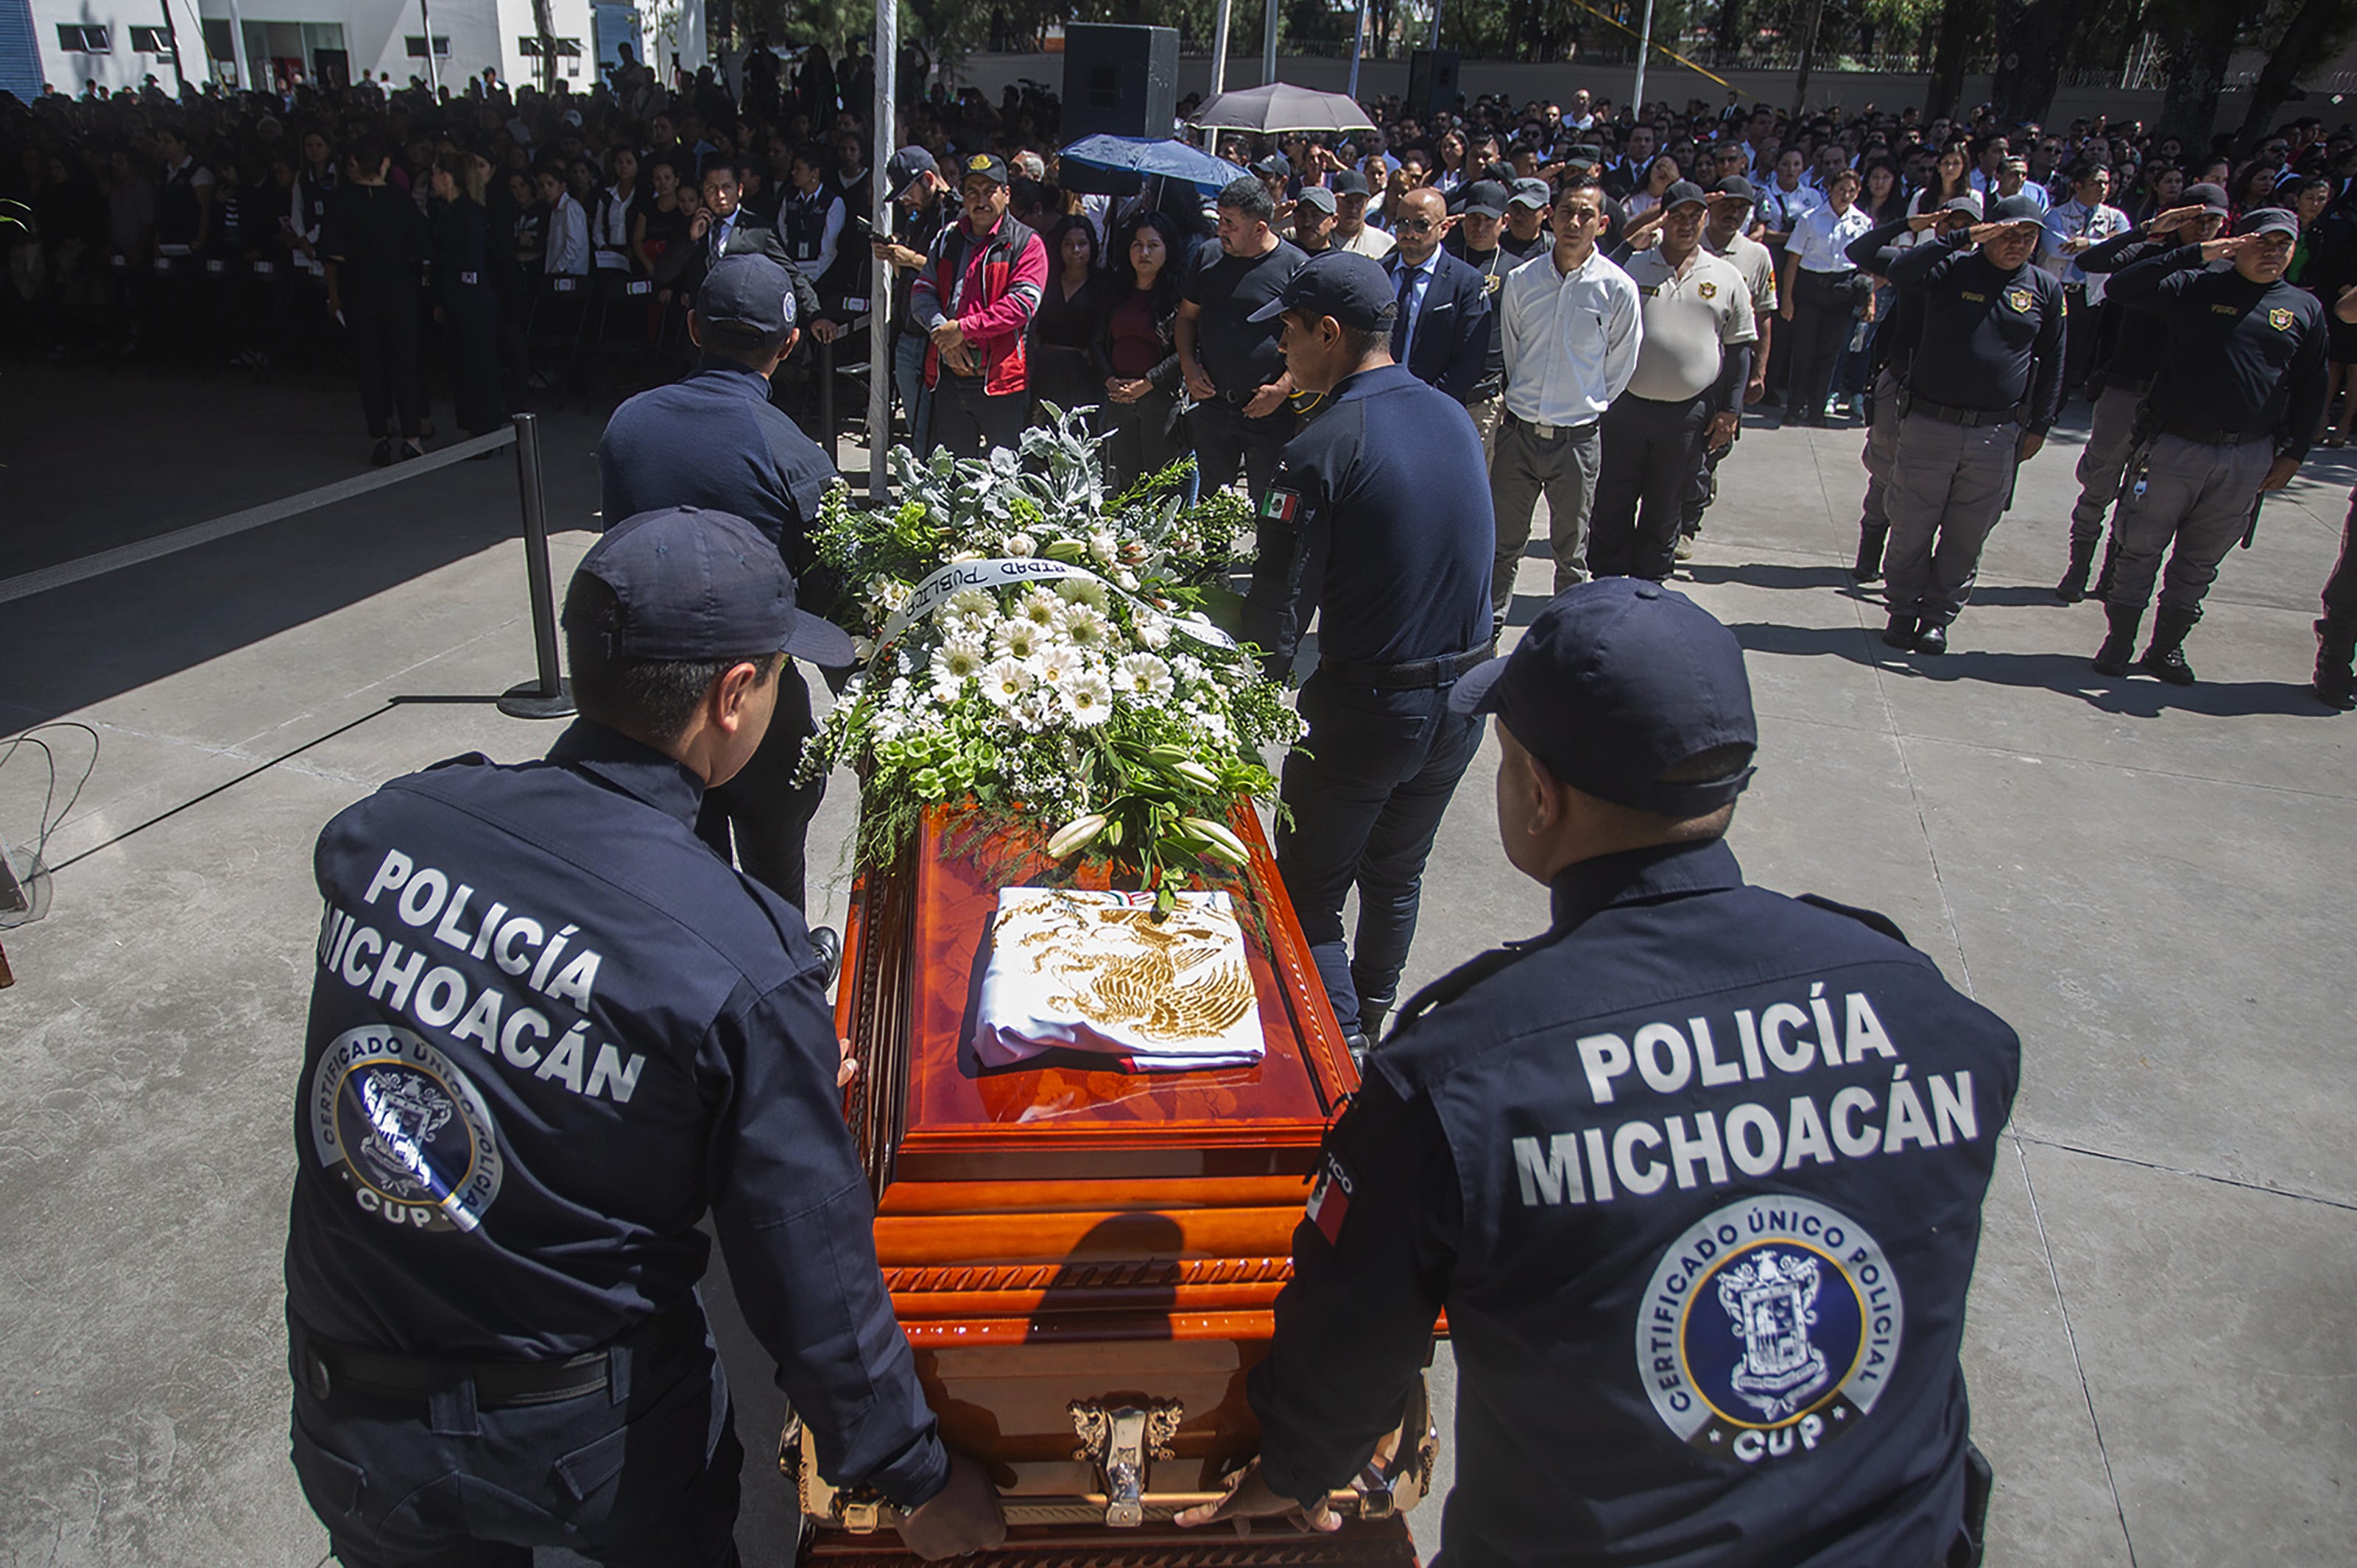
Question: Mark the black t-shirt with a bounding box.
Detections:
[1183,237,1308,394]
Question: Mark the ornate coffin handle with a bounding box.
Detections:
[1068,1399,1183,1528]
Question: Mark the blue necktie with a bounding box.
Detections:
[1395,263,1420,365]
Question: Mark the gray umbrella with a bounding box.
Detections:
[1186,82,1378,136]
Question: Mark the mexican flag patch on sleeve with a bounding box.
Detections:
[1262,487,1301,524]
[1305,1151,1354,1246]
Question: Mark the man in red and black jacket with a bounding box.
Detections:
[910,153,1049,458]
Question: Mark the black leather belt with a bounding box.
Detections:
[1906,395,2021,429]
[2160,423,2272,446]
[298,1299,697,1408]
[1319,644,1495,689]
[1502,411,1599,437]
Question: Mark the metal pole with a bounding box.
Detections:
[1209,0,1232,96]
[1261,0,1278,85]
[225,0,253,91]
[419,0,440,93]
[1347,0,1368,100]
[870,0,896,503]
[1630,0,1655,124]
[158,0,186,96]
[1428,0,1441,50]
[498,413,577,719]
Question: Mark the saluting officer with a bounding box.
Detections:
[1590,181,1755,581]
[2051,183,2233,604]
[1842,194,1983,584]
[284,507,1004,1566]
[1179,580,2019,1565]
[1253,252,1496,1053]
[1879,192,2064,654]
[599,254,848,913]
[2090,208,2326,684]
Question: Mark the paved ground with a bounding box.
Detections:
[2,360,2352,1567]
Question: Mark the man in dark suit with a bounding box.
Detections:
[662,158,820,325]
[1381,187,1492,407]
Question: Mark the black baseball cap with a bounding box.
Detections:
[1294,184,1337,216]
[1709,175,1757,204]
[885,145,938,199]
[1460,179,1509,219]
[1450,579,1757,816]
[1986,192,2045,225]
[1662,179,1709,211]
[1330,169,1373,198]
[2185,181,2232,216]
[1250,151,1291,179]
[956,152,1010,188]
[1248,250,1398,331]
[2238,207,2299,238]
[1509,176,1552,209]
[695,252,799,344]
[566,508,856,666]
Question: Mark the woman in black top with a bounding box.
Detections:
[1029,213,1109,419]
[1093,211,1186,493]
[429,152,506,438]
[630,157,692,311]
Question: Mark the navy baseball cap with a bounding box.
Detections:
[1509,176,1551,208]
[1250,151,1291,179]
[1662,179,1710,211]
[1330,169,1373,198]
[567,508,855,666]
[2185,182,2232,216]
[1451,580,1757,816]
[2238,206,2299,238]
[1459,179,1509,218]
[696,252,798,343]
[1294,184,1337,215]
[885,145,937,199]
[957,152,1010,187]
[1249,250,1397,330]
[1986,192,2045,225]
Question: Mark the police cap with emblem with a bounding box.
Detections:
[694,252,799,346]
[566,506,856,666]
[1450,579,1757,816]
[1248,250,1398,331]
[959,152,1011,188]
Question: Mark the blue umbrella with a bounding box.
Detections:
[1058,135,1244,196]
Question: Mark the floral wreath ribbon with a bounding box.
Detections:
[871,557,1241,655]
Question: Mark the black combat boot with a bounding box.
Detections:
[2088,533,2122,601]
[2314,618,2357,710]
[2138,605,2200,686]
[2054,537,2098,603]
[1883,612,1921,649]
[1914,621,1948,655]
[1853,523,1889,583]
[2092,602,2142,676]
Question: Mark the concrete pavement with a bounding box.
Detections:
[1,361,2350,1566]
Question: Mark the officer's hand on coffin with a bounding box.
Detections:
[896,1449,1007,1560]
[1174,1456,1342,1535]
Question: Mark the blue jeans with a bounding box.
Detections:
[1275,673,1486,1036]
[891,331,934,457]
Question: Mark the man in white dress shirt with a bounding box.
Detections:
[1487,173,1643,629]
[2042,161,2133,397]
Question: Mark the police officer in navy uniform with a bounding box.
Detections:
[283,507,1005,1567]
[1879,192,2065,654]
[1180,580,2019,1566]
[599,254,846,913]
[1253,252,1496,1054]
[2090,208,2327,685]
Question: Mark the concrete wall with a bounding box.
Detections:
[943,51,2258,137]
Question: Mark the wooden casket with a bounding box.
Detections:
[784,804,1437,1565]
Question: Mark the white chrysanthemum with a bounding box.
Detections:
[1059,603,1113,650]
[1088,529,1119,564]
[993,617,1049,661]
[1116,652,1174,701]
[867,576,912,612]
[948,587,996,620]
[1030,645,1082,687]
[1065,671,1113,727]
[1016,587,1063,626]
[979,657,1029,707]
[1014,690,1057,732]
[1172,654,1209,685]
[931,636,987,685]
[1055,574,1110,609]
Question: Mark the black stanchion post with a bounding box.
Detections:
[818,333,836,455]
[498,412,578,720]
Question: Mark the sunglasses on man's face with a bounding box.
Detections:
[1398,216,1441,233]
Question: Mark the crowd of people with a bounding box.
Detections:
[5,56,2355,702]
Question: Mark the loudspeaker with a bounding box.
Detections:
[1406,50,1460,120]
[1061,24,1179,141]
